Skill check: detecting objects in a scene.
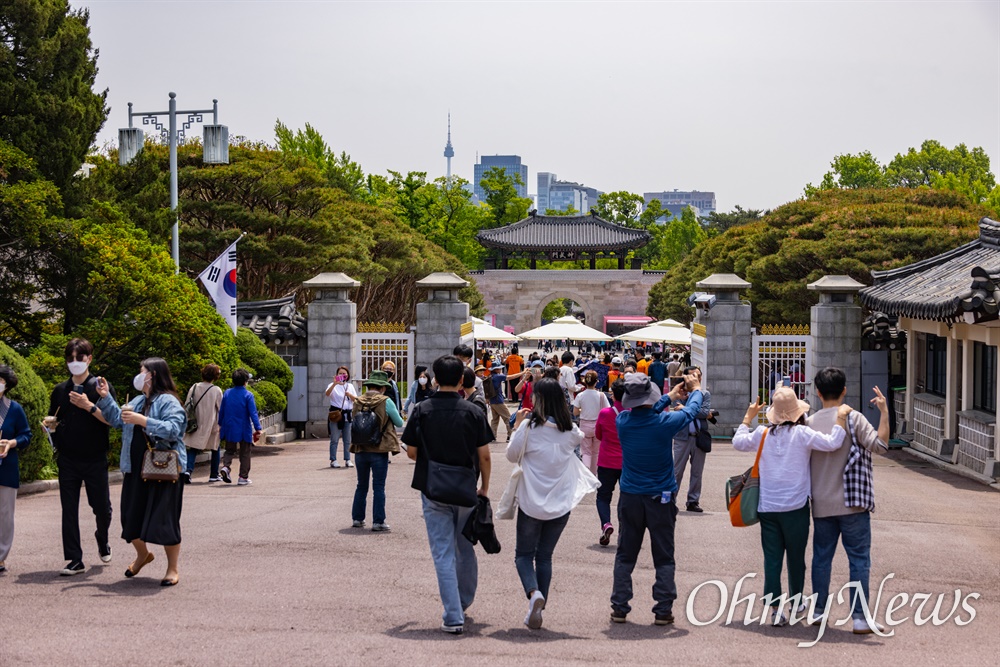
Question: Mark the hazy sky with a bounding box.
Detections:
[76,1,999,212]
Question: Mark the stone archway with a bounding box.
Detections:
[531,291,597,330]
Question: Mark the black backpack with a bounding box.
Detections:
[482,375,496,400]
[351,401,385,446]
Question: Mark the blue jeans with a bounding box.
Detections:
[352,452,388,524]
[329,411,352,462]
[812,511,872,619]
[185,448,221,478]
[421,494,478,627]
[515,509,570,600]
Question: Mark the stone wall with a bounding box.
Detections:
[472,269,663,332]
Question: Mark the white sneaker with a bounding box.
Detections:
[853,617,885,634]
[345,460,354,468]
[771,610,788,627]
[332,460,342,469]
[525,590,545,629]
[237,477,252,486]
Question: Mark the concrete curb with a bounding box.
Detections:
[900,446,1000,489]
[18,471,124,497]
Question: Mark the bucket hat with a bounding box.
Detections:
[363,370,392,388]
[766,387,811,424]
[621,372,661,409]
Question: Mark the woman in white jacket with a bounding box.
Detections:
[507,377,591,630]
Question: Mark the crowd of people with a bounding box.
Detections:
[0,335,889,640]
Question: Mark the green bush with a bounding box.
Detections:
[0,341,55,483]
[249,380,286,417]
[236,328,293,393]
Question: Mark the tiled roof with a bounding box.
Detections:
[236,296,307,343]
[477,213,650,252]
[859,218,1000,323]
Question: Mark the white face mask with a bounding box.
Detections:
[418,377,428,386]
[67,360,89,376]
[133,372,149,392]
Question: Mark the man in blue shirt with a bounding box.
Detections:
[647,352,667,393]
[612,371,703,625]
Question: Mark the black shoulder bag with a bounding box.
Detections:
[419,412,479,507]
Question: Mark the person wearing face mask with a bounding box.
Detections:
[46,338,116,576]
[0,365,33,574]
[96,358,188,586]
[380,361,402,412]
[402,366,433,417]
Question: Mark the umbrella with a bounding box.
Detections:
[616,319,692,345]
[470,316,520,341]
[517,316,613,342]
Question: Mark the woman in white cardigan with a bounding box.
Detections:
[507,377,588,631]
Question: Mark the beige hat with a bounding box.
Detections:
[766,387,811,425]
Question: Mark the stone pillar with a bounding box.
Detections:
[808,275,864,413]
[301,272,360,438]
[693,273,752,435]
[414,273,470,372]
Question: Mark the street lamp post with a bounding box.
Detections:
[118,92,229,273]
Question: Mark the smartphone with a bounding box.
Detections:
[782,375,792,387]
[335,375,346,382]
[669,376,684,390]
[72,385,85,394]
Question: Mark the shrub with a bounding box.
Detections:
[249,380,286,417]
[236,328,293,393]
[0,341,55,483]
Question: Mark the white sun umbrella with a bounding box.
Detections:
[616,319,692,345]
[470,316,520,341]
[517,315,613,342]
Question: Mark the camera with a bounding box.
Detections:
[707,409,720,425]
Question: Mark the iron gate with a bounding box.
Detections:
[751,324,812,425]
[356,322,414,400]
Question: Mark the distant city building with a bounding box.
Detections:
[474,155,528,202]
[537,172,602,214]
[644,190,716,219]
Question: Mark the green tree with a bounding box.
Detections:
[0,0,108,188]
[479,166,531,227]
[541,299,567,321]
[235,328,293,393]
[704,205,766,236]
[647,188,992,325]
[544,206,579,216]
[886,140,995,191]
[594,191,645,227]
[659,206,707,268]
[274,120,366,198]
[421,176,490,267]
[805,151,888,196]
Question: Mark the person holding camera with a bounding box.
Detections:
[46,338,116,576]
[326,366,358,468]
[656,366,712,513]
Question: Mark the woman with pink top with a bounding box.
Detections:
[573,370,609,474]
[593,379,625,547]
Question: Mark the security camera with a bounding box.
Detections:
[694,294,716,310]
[687,292,707,307]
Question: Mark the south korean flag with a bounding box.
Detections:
[198,238,240,334]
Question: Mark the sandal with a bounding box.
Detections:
[160,575,179,587]
[124,552,155,578]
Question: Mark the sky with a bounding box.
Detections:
[76,0,999,213]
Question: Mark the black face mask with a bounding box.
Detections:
[384,370,394,378]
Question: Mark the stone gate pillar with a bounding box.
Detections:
[694,274,752,435]
[302,272,359,438]
[414,273,470,371]
[808,275,864,413]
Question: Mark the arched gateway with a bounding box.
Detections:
[474,212,662,334]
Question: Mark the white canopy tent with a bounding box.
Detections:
[517,316,613,342]
[615,319,692,345]
[470,316,520,342]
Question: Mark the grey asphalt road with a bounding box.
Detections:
[3,428,998,666]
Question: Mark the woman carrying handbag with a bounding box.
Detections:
[504,378,598,630]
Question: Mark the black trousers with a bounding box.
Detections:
[611,492,678,616]
[58,456,112,562]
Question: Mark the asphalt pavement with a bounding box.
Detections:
[3,425,998,666]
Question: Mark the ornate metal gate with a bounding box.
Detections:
[751,324,812,424]
[356,321,414,400]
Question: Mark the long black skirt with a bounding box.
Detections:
[120,436,183,546]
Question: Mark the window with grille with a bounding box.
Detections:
[973,342,997,414]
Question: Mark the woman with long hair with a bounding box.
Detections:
[183,364,223,483]
[96,357,188,586]
[732,387,850,625]
[507,378,595,630]
[326,365,358,468]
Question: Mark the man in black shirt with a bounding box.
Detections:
[45,338,116,575]
[403,355,492,635]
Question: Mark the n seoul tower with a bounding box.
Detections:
[443,113,454,184]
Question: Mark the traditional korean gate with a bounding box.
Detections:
[356,321,414,400]
[751,324,812,425]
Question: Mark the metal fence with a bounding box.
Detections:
[750,326,812,425]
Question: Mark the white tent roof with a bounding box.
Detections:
[616,319,692,345]
[517,316,613,342]
[470,317,520,341]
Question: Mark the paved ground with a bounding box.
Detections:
[3,425,999,666]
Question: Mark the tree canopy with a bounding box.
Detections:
[479,166,531,227]
[647,188,993,326]
[0,0,108,188]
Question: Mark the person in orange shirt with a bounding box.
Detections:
[505,348,524,399]
[636,350,650,376]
